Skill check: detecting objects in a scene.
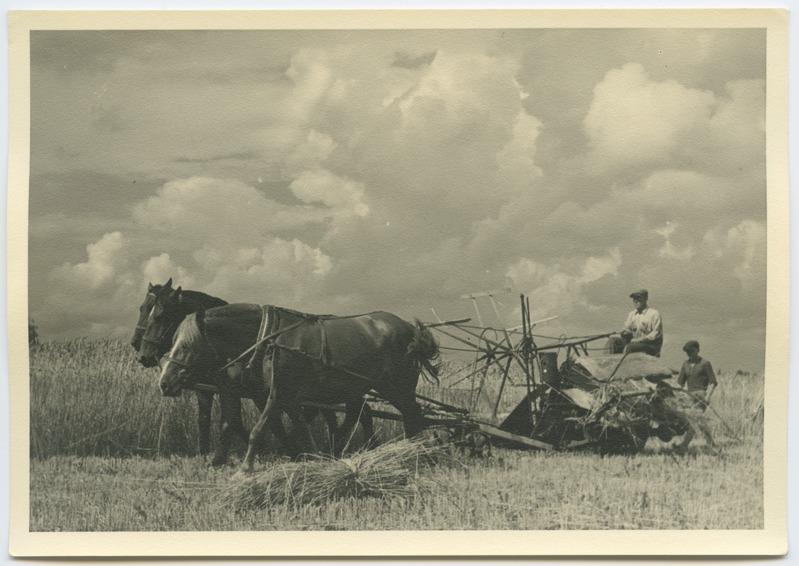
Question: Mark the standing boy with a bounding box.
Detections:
[674,340,717,452]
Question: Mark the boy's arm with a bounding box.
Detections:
[676,363,687,387]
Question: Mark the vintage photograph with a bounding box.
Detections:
[8,9,789,557]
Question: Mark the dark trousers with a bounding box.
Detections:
[624,340,661,357]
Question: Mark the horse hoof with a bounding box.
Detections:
[231,465,254,481]
[211,457,227,468]
[231,471,248,482]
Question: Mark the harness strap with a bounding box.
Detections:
[318,318,333,368]
[246,305,272,371]
[164,355,189,370]
[220,319,308,372]
[141,319,177,349]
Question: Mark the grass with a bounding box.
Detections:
[29,339,286,459]
[30,439,762,531]
[28,339,765,531]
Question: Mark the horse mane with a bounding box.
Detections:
[407,319,441,386]
[202,303,260,321]
[179,289,228,309]
[174,312,203,349]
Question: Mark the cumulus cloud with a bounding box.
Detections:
[289,170,369,218]
[45,232,141,338]
[702,220,766,288]
[141,253,194,289]
[285,48,336,121]
[52,231,128,290]
[584,63,715,173]
[505,248,622,318]
[583,63,764,179]
[496,112,543,186]
[200,238,333,303]
[29,30,768,372]
[285,130,336,173]
[132,177,328,240]
[703,79,765,174]
[654,222,695,260]
[41,173,347,333]
[351,48,540,220]
[130,177,342,304]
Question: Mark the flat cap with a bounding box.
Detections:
[629,288,649,299]
[683,340,700,351]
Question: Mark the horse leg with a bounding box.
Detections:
[241,393,296,460]
[285,403,318,460]
[392,394,427,439]
[196,390,213,457]
[237,394,280,476]
[320,409,341,455]
[331,400,368,457]
[360,402,379,450]
[250,384,298,458]
[213,393,248,467]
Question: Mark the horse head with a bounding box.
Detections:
[139,284,187,367]
[131,278,172,353]
[159,309,218,396]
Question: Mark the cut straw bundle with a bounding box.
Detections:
[220,438,453,510]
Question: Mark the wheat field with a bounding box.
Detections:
[28,339,764,531]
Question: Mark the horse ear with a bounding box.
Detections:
[148,282,154,292]
[176,287,183,302]
[165,277,173,288]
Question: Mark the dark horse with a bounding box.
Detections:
[140,287,377,461]
[159,304,440,474]
[132,278,226,457]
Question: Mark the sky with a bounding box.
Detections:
[28,28,767,372]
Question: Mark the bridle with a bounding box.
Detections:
[161,322,225,386]
[141,318,179,353]
[139,293,181,354]
[135,292,161,346]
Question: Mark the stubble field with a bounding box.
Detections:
[28,339,764,531]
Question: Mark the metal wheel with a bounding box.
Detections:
[423,426,454,448]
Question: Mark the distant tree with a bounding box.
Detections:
[29,319,39,347]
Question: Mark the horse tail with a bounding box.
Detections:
[407,319,441,386]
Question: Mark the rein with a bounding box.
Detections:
[186,382,220,394]
[141,319,178,350]
[220,319,308,371]
[166,312,309,388]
